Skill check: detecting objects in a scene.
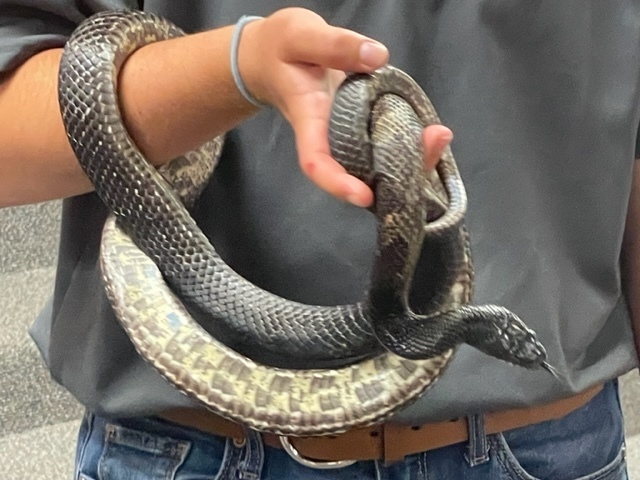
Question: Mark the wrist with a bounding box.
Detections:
[234,16,268,108]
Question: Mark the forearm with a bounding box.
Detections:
[0,7,401,209]
[0,24,256,207]
[622,161,640,356]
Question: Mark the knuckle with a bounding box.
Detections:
[282,23,305,48]
[271,8,325,51]
[300,160,316,177]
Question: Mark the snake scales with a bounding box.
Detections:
[57,10,553,436]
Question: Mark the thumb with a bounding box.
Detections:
[271,8,389,72]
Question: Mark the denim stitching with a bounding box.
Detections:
[493,435,534,480]
[466,415,490,467]
[493,433,627,480]
[236,430,264,479]
[374,459,386,480]
[166,441,190,480]
[96,421,192,480]
[75,412,95,480]
[212,438,238,480]
[419,451,429,480]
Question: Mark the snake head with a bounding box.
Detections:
[469,305,553,373]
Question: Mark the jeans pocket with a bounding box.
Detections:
[76,413,236,480]
[493,382,627,480]
[97,422,191,480]
[495,433,626,480]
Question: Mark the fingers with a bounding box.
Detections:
[251,8,453,208]
[296,126,453,209]
[422,125,453,171]
[290,93,374,207]
[272,9,389,73]
[293,115,453,209]
[283,28,389,72]
[288,90,453,209]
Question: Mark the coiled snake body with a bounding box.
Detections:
[58,10,552,436]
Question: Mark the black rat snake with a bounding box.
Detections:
[57,10,553,435]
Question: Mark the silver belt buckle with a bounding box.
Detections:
[279,437,357,470]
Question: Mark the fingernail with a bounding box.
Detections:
[434,132,453,150]
[359,41,389,69]
[439,131,454,148]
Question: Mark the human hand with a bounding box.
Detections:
[239,8,453,207]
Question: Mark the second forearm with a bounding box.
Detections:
[622,161,640,359]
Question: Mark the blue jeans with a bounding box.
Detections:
[74,381,628,480]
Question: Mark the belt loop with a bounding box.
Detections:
[382,423,406,465]
[235,429,264,480]
[465,414,490,467]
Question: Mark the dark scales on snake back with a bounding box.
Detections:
[56,10,555,435]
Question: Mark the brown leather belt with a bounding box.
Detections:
[159,384,602,465]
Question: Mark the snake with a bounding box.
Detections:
[57,10,554,436]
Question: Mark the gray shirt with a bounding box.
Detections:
[1,0,639,425]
